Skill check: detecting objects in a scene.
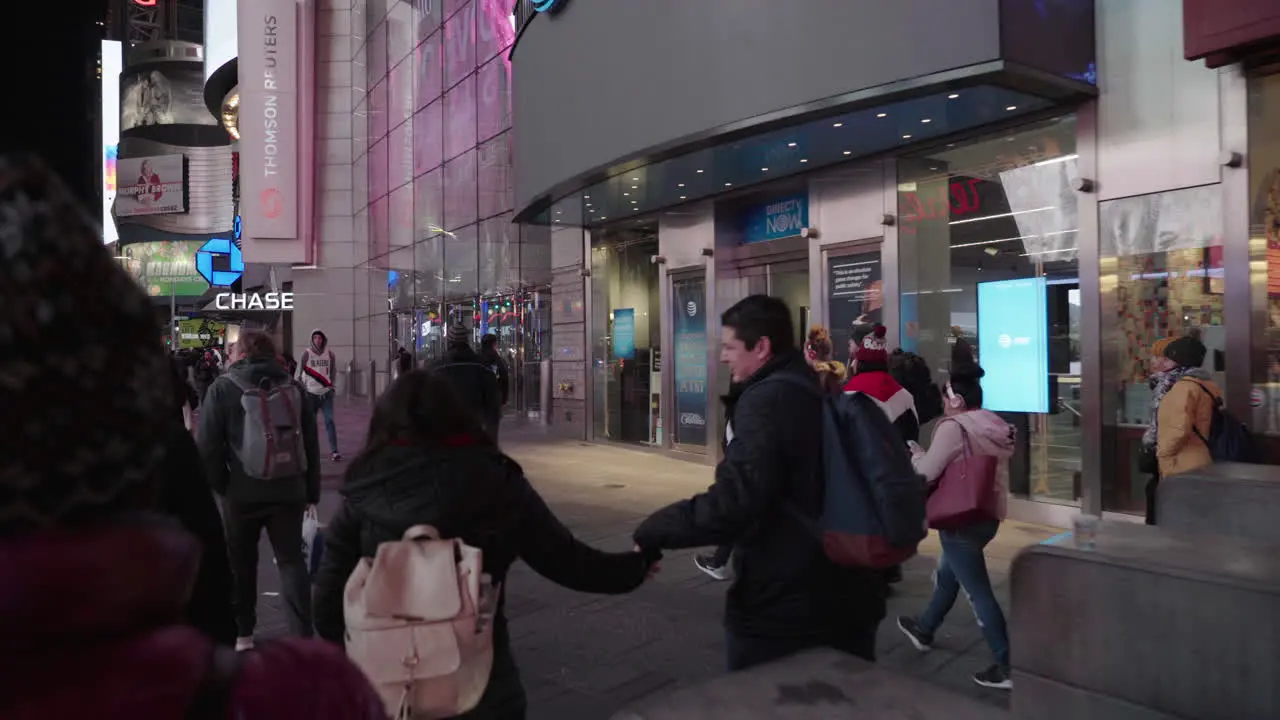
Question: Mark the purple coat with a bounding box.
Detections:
[0,517,386,719]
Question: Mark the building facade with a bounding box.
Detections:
[512,0,1280,526]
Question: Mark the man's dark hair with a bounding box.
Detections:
[238,331,277,360]
[721,295,795,353]
[480,333,498,351]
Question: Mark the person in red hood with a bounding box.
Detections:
[0,156,386,720]
[843,325,920,444]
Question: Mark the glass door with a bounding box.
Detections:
[671,270,709,453]
[769,260,811,350]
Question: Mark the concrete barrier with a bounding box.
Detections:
[1010,521,1280,720]
[1157,462,1280,543]
[610,648,1008,720]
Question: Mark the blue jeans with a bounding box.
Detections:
[315,391,338,454]
[918,519,1009,667]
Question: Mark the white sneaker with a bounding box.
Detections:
[234,636,255,652]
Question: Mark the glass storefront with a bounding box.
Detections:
[1249,72,1280,452]
[898,115,1082,507]
[590,222,661,445]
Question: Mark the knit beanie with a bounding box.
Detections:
[1164,335,1207,369]
[1150,336,1176,359]
[856,325,889,365]
[447,323,470,347]
[0,156,172,537]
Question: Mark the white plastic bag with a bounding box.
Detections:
[301,506,319,569]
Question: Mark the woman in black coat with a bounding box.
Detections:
[314,370,657,719]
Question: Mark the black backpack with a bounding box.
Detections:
[1182,380,1259,464]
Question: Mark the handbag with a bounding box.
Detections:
[925,421,1003,531]
[1137,443,1159,476]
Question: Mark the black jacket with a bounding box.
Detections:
[478,347,510,406]
[155,419,237,644]
[314,441,650,718]
[431,346,502,432]
[196,357,322,505]
[634,350,885,638]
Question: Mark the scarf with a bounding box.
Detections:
[1142,366,1212,447]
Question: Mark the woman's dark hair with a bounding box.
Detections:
[949,340,985,409]
[890,349,943,424]
[396,348,415,374]
[345,370,493,483]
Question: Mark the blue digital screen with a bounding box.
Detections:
[977,277,1049,413]
[612,308,635,360]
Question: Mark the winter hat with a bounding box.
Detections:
[856,325,889,365]
[1164,335,1207,369]
[447,323,470,346]
[1150,336,1176,359]
[0,156,172,538]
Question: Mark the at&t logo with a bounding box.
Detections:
[686,301,698,317]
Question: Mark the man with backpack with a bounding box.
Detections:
[633,295,887,671]
[298,328,342,462]
[198,331,322,651]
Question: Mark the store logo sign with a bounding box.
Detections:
[215,292,294,310]
[196,237,245,287]
[686,301,697,317]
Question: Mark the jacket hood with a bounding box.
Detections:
[813,360,846,377]
[230,356,291,384]
[341,441,510,529]
[0,517,198,662]
[310,328,328,351]
[843,369,916,422]
[441,345,482,364]
[951,409,1016,458]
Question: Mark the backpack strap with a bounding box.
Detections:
[1176,378,1220,447]
[186,644,242,720]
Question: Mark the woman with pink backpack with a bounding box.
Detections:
[894,342,1016,692]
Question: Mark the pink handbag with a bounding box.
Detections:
[926,422,1003,531]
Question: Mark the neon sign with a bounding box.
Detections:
[900,178,985,223]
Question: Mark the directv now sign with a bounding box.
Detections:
[742,194,809,244]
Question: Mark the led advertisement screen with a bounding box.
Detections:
[120,240,210,297]
[977,277,1049,413]
[115,154,186,217]
[101,40,122,244]
[120,65,218,131]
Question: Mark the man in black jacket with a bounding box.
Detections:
[432,325,502,439]
[197,332,321,650]
[633,295,886,671]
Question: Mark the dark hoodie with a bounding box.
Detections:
[314,440,651,718]
[197,356,322,505]
[431,345,502,434]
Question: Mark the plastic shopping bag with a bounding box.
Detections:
[301,506,319,572]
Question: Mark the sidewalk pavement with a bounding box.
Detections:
[250,401,1060,719]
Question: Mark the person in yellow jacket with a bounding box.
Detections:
[1155,335,1221,478]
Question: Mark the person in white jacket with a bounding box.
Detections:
[895,342,1016,691]
[297,328,341,461]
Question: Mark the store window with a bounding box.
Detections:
[1249,73,1280,450]
[898,115,1081,506]
[590,222,661,445]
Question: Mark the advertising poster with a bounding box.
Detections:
[743,194,809,244]
[977,277,1049,413]
[177,318,227,349]
[120,66,219,130]
[115,155,186,217]
[612,308,635,360]
[101,39,122,244]
[827,254,882,360]
[673,278,708,446]
[120,240,211,297]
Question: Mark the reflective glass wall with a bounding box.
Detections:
[1248,72,1280,452]
[354,0,550,407]
[898,115,1082,507]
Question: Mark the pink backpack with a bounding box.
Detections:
[343,525,498,719]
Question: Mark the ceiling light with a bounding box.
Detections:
[679,195,687,200]
[631,199,637,203]
[630,185,638,189]
[761,167,769,172]
[876,113,887,118]
[787,142,797,147]
[800,159,808,163]
[556,210,562,214]
[949,206,1055,226]
[948,93,959,99]
[696,169,704,174]
[1006,105,1017,111]
[725,182,732,187]
[623,192,629,196]
[921,118,931,123]
[833,122,843,128]
[631,177,639,181]
[677,183,685,188]
[843,151,852,155]
[902,134,912,139]
[1033,154,1079,167]
[584,195,590,199]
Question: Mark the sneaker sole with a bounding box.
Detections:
[694,561,729,581]
[974,678,1012,690]
[896,617,933,652]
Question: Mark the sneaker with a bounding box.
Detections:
[693,554,730,581]
[331,452,342,462]
[234,636,255,652]
[973,664,1013,690]
[896,616,934,652]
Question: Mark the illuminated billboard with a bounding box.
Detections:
[120,240,210,297]
[101,40,122,244]
[977,277,1050,414]
[115,155,187,217]
[121,66,218,130]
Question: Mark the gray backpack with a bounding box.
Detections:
[227,374,308,480]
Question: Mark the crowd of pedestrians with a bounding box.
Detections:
[2,159,1034,717]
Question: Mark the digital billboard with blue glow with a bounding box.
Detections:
[977,277,1049,413]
